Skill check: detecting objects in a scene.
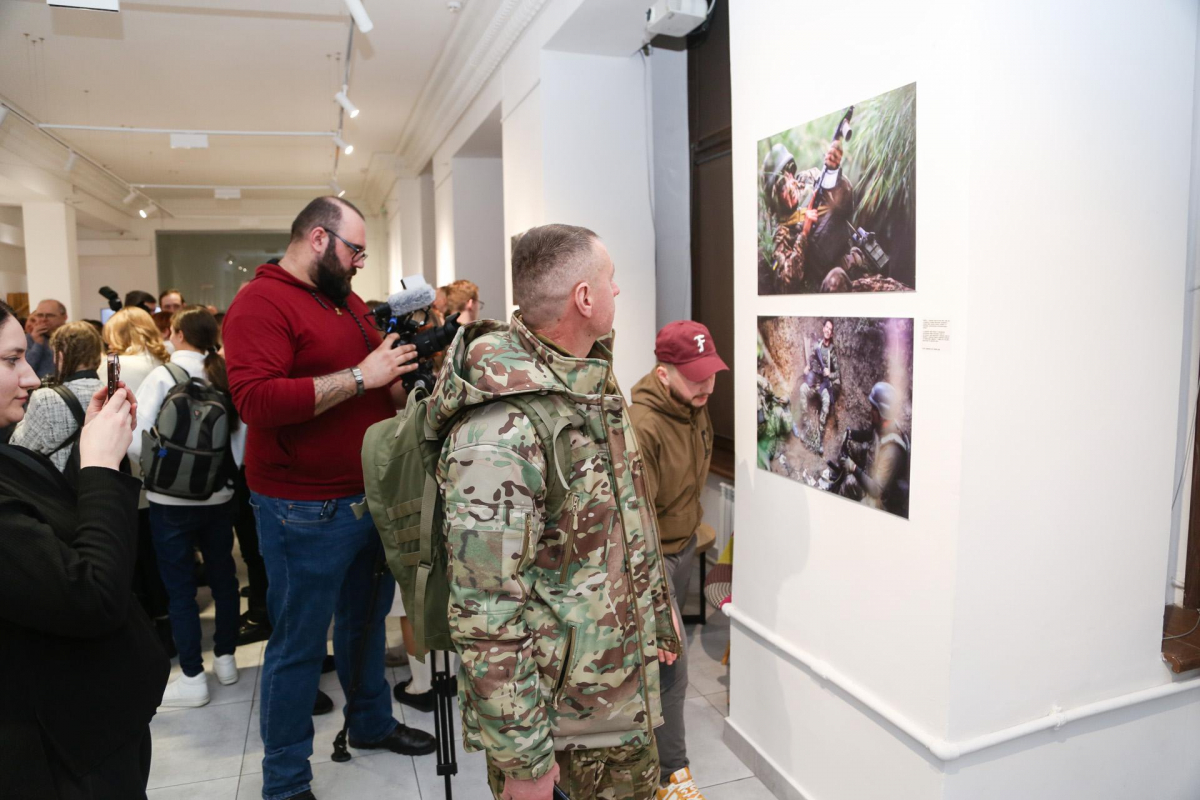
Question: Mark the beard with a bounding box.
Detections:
[669,384,707,409]
[314,240,353,304]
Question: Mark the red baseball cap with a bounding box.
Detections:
[655,320,729,382]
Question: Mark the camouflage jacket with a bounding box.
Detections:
[428,313,680,781]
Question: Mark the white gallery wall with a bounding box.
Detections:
[449,157,506,319]
[727,1,1200,799]
[426,0,661,392]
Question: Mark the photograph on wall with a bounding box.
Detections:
[757,82,916,295]
[758,315,913,519]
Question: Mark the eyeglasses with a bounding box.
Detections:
[325,228,368,262]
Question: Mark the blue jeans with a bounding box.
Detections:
[149,501,239,677]
[251,492,398,800]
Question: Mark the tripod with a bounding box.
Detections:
[330,548,459,798]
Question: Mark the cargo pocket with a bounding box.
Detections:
[445,502,539,597]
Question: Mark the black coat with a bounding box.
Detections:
[0,446,170,796]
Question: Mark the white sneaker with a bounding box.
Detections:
[213,654,239,686]
[657,767,705,800]
[159,672,210,708]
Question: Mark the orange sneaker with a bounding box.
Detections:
[656,767,706,800]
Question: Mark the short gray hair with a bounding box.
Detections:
[511,224,600,328]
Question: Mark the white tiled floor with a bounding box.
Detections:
[147,557,769,799]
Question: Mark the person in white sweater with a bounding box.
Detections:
[102,306,175,656]
[130,307,246,709]
[101,306,169,396]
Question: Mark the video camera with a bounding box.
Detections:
[98,286,123,313]
[371,277,461,393]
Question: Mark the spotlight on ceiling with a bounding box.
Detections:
[342,0,374,33]
[332,135,354,156]
[139,207,149,219]
[330,180,346,198]
[123,189,138,205]
[335,89,360,119]
[64,151,79,172]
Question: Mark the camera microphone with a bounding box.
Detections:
[98,285,122,312]
[382,282,437,318]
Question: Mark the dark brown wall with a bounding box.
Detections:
[688,0,734,454]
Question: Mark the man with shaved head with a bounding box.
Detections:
[25,298,67,378]
[430,223,680,800]
[224,196,435,800]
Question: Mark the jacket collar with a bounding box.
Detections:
[510,313,615,397]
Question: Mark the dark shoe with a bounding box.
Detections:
[285,792,316,800]
[239,586,251,598]
[313,689,334,716]
[349,723,437,756]
[392,679,436,713]
[321,654,336,674]
[236,612,272,646]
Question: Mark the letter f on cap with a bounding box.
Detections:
[694,334,707,353]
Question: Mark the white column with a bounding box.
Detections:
[539,51,659,391]
[391,174,438,290]
[22,201,80,321]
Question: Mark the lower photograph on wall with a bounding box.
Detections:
[758,315,914,519]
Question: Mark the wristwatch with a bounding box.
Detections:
[351,366,365,397]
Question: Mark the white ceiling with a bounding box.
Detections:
[0,0,472,205]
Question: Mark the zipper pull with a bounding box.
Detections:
[571,494,581,530]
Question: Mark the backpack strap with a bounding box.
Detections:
[163,362,190,386]
[45,385,85,457]
[409,473,440,651]
[503,395,581,523]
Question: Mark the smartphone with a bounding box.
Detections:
[107,353,120,399]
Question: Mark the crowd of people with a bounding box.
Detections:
[0,196,727,800]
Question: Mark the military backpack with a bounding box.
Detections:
[359,386,576,659]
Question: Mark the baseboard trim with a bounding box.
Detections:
[723,716,816,800]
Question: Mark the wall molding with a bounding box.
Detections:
[726,603,1200,763]
[724,717,815,800]
[392,0,549,177]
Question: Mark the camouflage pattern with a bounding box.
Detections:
[485,739,660,800]
[428,313,680,782]
[757,374,794,469]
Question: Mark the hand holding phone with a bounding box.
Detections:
[107,353,120,399]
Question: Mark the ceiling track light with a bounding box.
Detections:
[332,134,354,155]
[64,150,79,172]
[342,0,373,33]
[330,180,346,198]
[335,88,360,119]
[123,189,138,204]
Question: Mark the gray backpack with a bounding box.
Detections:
[139,363,234,500]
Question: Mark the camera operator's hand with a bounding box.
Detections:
[78,386,135,471]
[357,335,419,389]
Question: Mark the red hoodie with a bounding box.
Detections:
[223,262,392,500]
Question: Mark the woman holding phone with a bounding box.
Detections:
[0,299,170,798]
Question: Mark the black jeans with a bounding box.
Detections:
[49,725,152,800]
[233,466,269,619]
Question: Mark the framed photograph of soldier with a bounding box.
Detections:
[757,82,917,295]
[757,315,913,519]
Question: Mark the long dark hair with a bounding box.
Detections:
[172,306,239,429]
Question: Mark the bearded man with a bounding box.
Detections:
[224,196,436,800]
